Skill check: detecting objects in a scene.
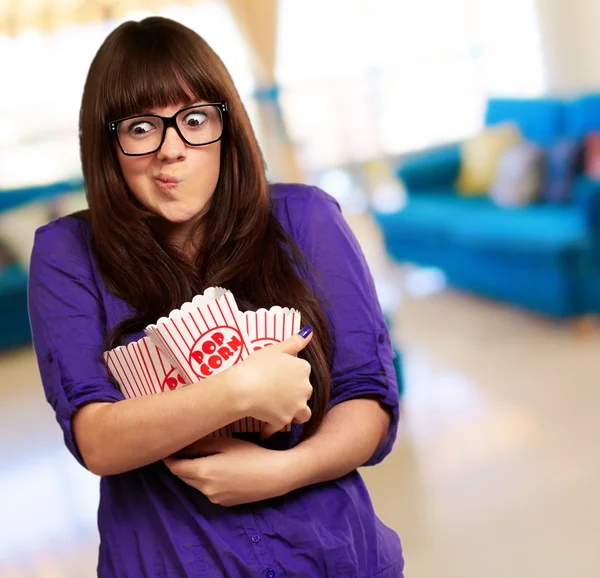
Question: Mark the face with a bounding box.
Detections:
[116,101,221,242]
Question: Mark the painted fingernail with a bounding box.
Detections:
[298,325,313,339]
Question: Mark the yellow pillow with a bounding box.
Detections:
[456,123,522,196]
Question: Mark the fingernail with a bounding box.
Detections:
[298,325,313,339]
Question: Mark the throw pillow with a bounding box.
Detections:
[540,139,583,203]
[490,141,544,208]
[584,132,600,179]
[456,122,522,196]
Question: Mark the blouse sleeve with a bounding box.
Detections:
[292,187,400,466]
[28,218,124,468]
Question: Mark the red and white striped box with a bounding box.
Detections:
[233,306,302,433]
[242,306,302,353]
[103,336,187,397]
[106,289,300,436]
[144,287,254,384]
[102,336,232,438]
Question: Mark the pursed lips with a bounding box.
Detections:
[153,174,181,190]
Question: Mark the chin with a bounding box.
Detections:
[161,202,204,224]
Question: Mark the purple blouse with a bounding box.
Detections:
[28,184,403,577]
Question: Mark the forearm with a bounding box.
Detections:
[73,372,244,476]
[286,398,390,491]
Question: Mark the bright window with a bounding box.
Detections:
[276,0,544,171]
[0,0,545,185]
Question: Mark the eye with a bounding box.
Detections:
[182,110,208,129]
[126,120,157,137]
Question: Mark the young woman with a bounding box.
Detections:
[28,16,403,577]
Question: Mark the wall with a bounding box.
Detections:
[536,0,600,95]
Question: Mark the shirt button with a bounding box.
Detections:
[251,534,261,543]
[265,570,275,578]
[378,334,385,344]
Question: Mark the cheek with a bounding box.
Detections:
[118,152,135,184]
[209,145,222,187]
[192,146,221,191]
[118,154,151,197]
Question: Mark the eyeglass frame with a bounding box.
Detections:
[108,102,229,157]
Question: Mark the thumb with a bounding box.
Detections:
[276,326,313,356]
[261,422,285,441]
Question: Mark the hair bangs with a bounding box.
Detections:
[104,25,223,122]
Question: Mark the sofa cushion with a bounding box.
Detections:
[446,203,586,254]
[565,94,600,140]
[381,194,587,256]
[377,190,488,241]
[456,123,521,196]
[540,138,583,204]
[485,98,566,147]
[396,144,461,191]
[583,131,600,179]
[490,141,543,207]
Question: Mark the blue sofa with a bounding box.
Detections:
[374,95,600,318]
[0,178,84,349]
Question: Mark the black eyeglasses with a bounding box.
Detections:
[108,102,228,156]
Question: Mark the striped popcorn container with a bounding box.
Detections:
[144,287,254,384]
[103,336,188,397]
[144,287,260,434]
[234,306,302,433]
[102,336,232,438]
[104,289,299,437]
[242,306,302,353]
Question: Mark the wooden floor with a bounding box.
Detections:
[1,214,599,577]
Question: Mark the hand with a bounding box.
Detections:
[227,328,314,439]
[163,438,294,507]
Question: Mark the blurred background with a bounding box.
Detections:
[1,0,600,576]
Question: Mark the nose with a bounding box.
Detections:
[156,126,186,162]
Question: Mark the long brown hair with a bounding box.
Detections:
[79,17,331,436]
